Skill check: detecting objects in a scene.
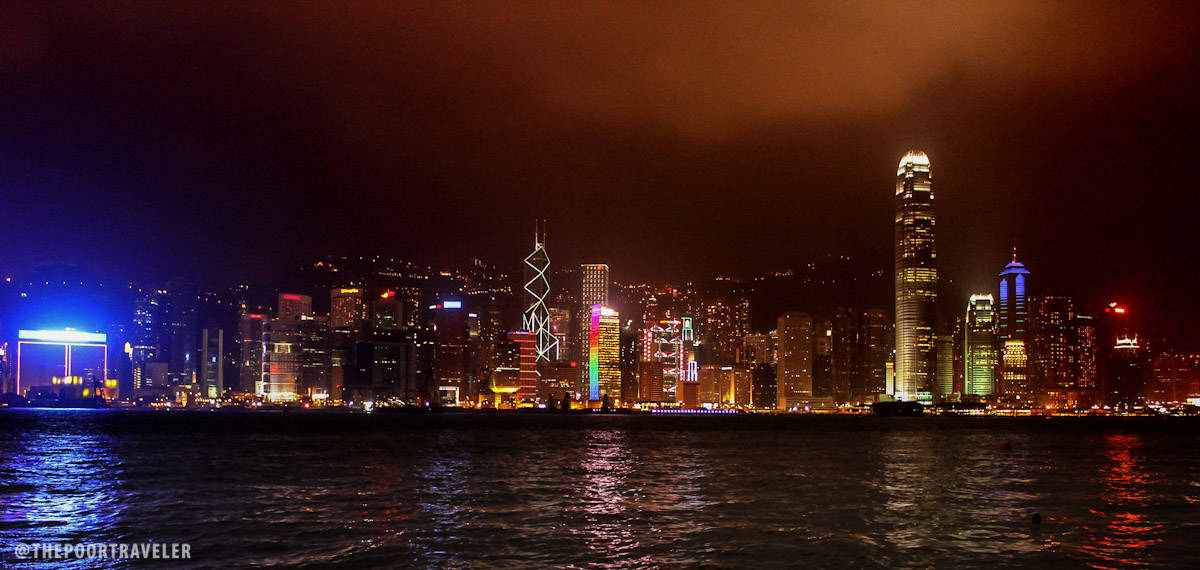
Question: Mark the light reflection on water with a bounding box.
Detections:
[579,429,638,559]
[870,429,1045,562]
[0,410,124,568]
[1080,433,1165,568]
[0,411,1197,568]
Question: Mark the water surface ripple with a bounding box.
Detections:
[1,410,1197,568]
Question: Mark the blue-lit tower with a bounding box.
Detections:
[998,248,1031,398]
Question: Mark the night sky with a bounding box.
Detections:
[2,2,1198,341]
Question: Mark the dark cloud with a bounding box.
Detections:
[0,1,1197,341]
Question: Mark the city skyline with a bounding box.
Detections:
[2,3,1198,347]
[3,4,1199,568]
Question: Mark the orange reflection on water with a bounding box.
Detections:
[1081,433,1164,568]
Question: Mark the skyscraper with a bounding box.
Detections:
[328,288,363,402]
[260,319,301,401]
[776,311,813,410]
[637,360,664,403]
[237,312,264,393]
[964,294,997,398]
[508,331,539,405]
[894,150,937,401]
[1033,294,1076,390]
[998,250,1032,398]
[199,328,224,399]
[580,264,609,308]
[295,315,330,400]
[644,319,684,402]
[858,308,889,401]
[935,334,954,398]
[165,280,199,385]
[752,363,777,409]
[330,288,365,331]
[830,308,859,402]
[577,264,609,390]
[1099,302,1146,407]
[1075,315,1097,390]
[588,305,621,405]
[431,301,469,404]
[522,220,559,362]
[131,290,164,391]
[487,331,535,408]
[741,332,776,366]
[812,320,832,398]
[278,294,313,321]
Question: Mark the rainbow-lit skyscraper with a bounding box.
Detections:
[893,150,938,401]
[522,219,558,362]
[588,305,621,405]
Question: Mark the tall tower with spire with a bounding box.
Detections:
[523,219,558,362]
[998,247,1032,398]
[894,150,938,401]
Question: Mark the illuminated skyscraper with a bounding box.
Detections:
[644,319,684,402]
[577,264,609,389]
[964,294,997,397]
[705,297,751,362]
[131,291,164,390]
[894,150,937,401]
[998,250,1032,398]
[522,219,558,362]
[1001,340,1029,399]
[328,288,363,401]
[488,331,537,407]
[588,305,621,405]
[260,319,300,401]
[509,331,538,405]
[580,264,609,307]
[776,311,813,410]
